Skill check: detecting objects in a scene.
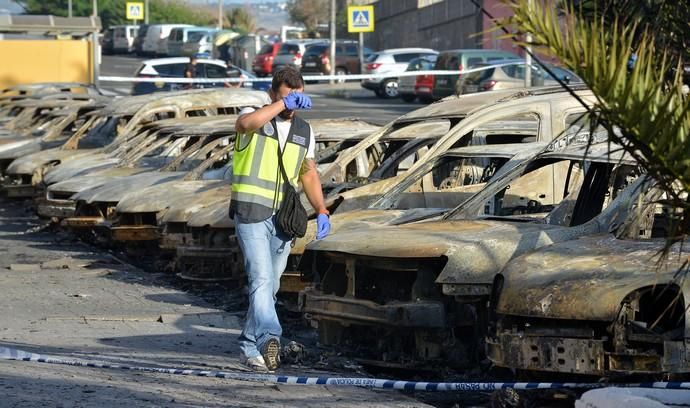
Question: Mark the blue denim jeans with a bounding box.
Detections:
[235,215,291,358]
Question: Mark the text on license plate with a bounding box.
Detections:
[304,62,317,67]
[436,79,448,85]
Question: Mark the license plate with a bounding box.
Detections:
[465,85,478,92]
[304,62,317,67]
[436,79,448,85]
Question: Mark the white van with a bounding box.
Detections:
[112,25,139,53]
[166,27,209,57]
[142,24,192,55]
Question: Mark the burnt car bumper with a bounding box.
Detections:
[487,332,690,375]
[298,288,446,328]
[110,225,159,241]
[36,198,76,219]
[4,184,42,198]
[62,216,107,229]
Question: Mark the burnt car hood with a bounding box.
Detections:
[47,167,153,195]
[43,153,118,184]
[0,138,70,161]
[115,180,226,214]
[496,234,690,322]
[6,148,95,175]
[292,208,446,255]
[160,184,230,224]
[73,171,186,204]
[185,197,235,229]
[306,218,603,285]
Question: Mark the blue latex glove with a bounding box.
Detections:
[316,213,331,240]
[283,92,312,110]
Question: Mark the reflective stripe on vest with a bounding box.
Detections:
[231,116,310,222]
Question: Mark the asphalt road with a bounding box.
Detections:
[98,55,425,126]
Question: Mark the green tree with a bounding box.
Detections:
[495,0,690,247]
[226,6,256,34]
[15,0,215,29]
[287,0,329,35]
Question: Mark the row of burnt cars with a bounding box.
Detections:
[0,82,688,383]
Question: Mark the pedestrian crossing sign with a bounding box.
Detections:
[348,5,374,33]
[126,2,144,21]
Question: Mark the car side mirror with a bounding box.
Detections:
[563,75,571,85]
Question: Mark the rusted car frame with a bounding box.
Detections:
[38,118,235,219]
[297,140,643,368]
[62,134,235,239]
[487,184,690,377]
[3,89,269,198]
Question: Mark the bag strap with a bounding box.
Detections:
[276,118,293,186]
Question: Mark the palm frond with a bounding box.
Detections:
[497,0,690,245]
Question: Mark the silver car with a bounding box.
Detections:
[271,40,327,72]
[360,48,437,99]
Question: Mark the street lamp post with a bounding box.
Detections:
[218,0,223,30]
[145,0,149,24]
[329,0,336,83]
[68,0,72,18]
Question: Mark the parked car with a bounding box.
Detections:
[458,60,582,94]
[132,24,149,56]
[166,27,209,57]
[361,48,438,99]
[271,40,326,73]
[252,42,281,77]
[131,58,269,95]
[112,25,139,54]
[101,27,114,55]
[141,24,192,56]
[181,29,217,57]
[300,41,374,80]
[398,55,437,103]
[131,57,225,95]
[432,49,519,100]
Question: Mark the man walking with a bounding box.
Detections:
[231,67,331,372]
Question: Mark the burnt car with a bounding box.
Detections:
[3,89,269,198]
[0,101,108,175]
[60,134,235,243]
[297,138,643,369]
[38,117,235,220]
[487,183,690,378]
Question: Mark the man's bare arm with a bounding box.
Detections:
[235,100,286,133]
[299,159,328,215]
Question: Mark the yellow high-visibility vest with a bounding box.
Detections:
[230,116,311,222]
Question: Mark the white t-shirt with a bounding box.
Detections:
[238,107,315,159]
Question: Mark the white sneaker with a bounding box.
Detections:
[240,355,270,373]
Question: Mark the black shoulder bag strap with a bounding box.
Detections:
[275,118,308,239]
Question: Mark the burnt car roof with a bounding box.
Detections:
[394,84,592,124]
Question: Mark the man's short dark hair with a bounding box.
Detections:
[271,67,304,92]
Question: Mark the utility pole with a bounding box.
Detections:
[329,0,336,83]
[91,0,99,88]
[218,0,223,30]
[68,0,72,18]
[524,0,532,87]
[145,0,149,24]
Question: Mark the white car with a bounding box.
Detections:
[360,47,438,98]
[131,57,267,95]
[141,24,192,55]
